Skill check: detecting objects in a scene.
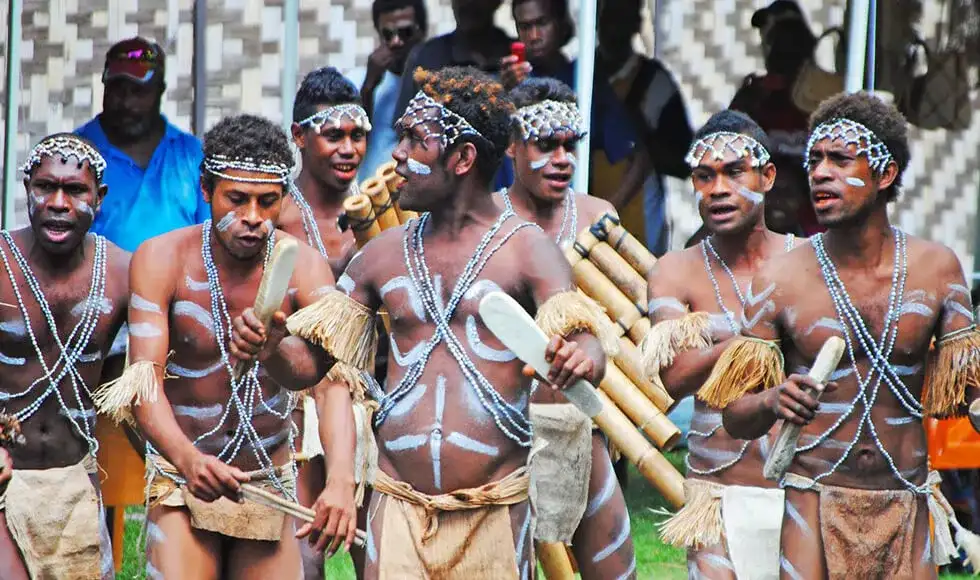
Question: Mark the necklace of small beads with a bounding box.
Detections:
[499,187,576,246]
[287,181,328,258]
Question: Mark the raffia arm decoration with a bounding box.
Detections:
[93,359,171,425]
[535,291,620,357]
[640,312,712,380]
[924,326,980,418]
[286,290,378,372]
[697,337,785,409]
[657,479,723,549]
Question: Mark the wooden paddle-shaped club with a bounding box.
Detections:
[763,336,846,481]
[239,483,366,548]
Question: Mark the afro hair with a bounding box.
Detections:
[292,67,361,124]
[201,114,294,193]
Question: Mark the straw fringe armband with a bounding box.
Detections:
[640,312,712,380]
[535,291,620,356]
[93,360,169,425]
[286,289,379,383]
[697,337,785,409]
[658,479,724,549]
[924,325,980,418]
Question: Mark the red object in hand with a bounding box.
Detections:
[511,42,526,63]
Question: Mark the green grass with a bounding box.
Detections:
[115,451,973,579]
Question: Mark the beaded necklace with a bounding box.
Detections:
[147,222,296,499]
[498,187,577,247]
[0,232,106,455]
[371,210,540,447]
[287,181,328,258]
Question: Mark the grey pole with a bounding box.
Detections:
[192,0,207,136]
[282,0,299,130]
[3,0,23,229]
[844,0,870,93]
[573,0,597,194]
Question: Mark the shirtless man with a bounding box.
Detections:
[282,66,366,278]
[230,66,612,579]
[643,110,797,579]
[718,92,980,579]
[494,76,634,579]
[0,134,130,579]
[95,114,357,579]
[280,66,371,579]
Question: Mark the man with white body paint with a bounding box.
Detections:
[95,114,357,579]
[642,110,799,579]
[720,92,980,579]
[0,133,130,579]
[230,66,612,579]
[493,77,635,580]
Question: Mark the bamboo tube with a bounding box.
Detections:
[341,195,382,250]
[588,243,647,305]
[593,389,685,508]
[599,363,680,450]
[571,259,647,332]
[592,214,657,277]
[537,542,575,579]
[375,161,418,224]
[614,337,674,412]
[362,177,400,231]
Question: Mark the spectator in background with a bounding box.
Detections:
[500,0,650,244]
[348,0,428,179]
[729,0,820,237]
[596,0,692,256]
[392,0,512,121]
[76,37,208,252]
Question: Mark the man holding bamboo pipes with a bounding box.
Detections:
[231,66,616,579]
[95,114,359,579]
[642,109,799,579]
[719,93,980,579]
[494,76,636,580]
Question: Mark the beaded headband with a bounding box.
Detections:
[685,131,771,169]
[203,154,292,184]
[512,100,587,141]
[22,135,107,182]
[397,90,485,149]
[299,103,373,133]
[804,118,893,174]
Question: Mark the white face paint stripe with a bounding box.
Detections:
[216,211,237,232]
[173,403,223,419]
[529,156,549,171]
[131,293,163,314]
[174,300,215,335]
[844,177,866,187]
[736,186,764,205]
[406,157,432,175]
[262,219,274,234]
[445,431,499,456]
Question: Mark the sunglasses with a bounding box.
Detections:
[108,47,160,63]
[380,25,419,43]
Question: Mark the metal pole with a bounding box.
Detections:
[844,0,870,93]
[281,0,299,129]
[573,0,597,194]
[192,0,207,136]
[653,0,664,60]
[865,0,876,91]
[3,0,23,229]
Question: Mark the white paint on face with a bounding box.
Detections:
[737,186,764,205]
[216,211,237,232]
[173,403,223,419]
[76,199,94,216]
[337,274,356,296]
[185,275,210,292]
[844,177,866,187]
[0,320,27,338]
[529,156,550,171]
[131,293,163,314]
[567,152,577,167]
[174,300,215,335]
[695,190,704,204]
[406,157,432,175]
[166,360,223,379]
[445,431,499,456]
[262,219,274,234]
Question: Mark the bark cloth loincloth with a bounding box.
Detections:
[0,454,102,579]
[371,467,529,579]
[660,477,784,580]
[145,454,296,541]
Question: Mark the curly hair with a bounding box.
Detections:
[200,114,294,193]
[413,66,515,182]
[694,109,773,156]
[372,0,427,34]
[292,67,361,123]
[509,77,576,109]
[809,92,909,201]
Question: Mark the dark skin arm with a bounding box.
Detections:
[932,248,980,411]
[100,353,146,460]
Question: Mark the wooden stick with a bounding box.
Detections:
[763,337,846,481]
[341,195,382,250]
[240,483,367,547]
[536,541,575,579]
[591,213,657,277]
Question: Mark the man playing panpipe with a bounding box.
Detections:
[495,76,635,579]
[720,93,980,579]
[282,66,368,278]
[280,66,372,580]
[0,134,131,579]
[230,66,614,579]
[642,110,799,579]
[95,115,358,579]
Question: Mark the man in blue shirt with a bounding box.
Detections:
[76,37,208,252]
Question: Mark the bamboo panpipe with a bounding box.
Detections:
[567,228,647,306]
[377,161,418,223]
[614,337,674,412]
[593,389,685,508]
[591,214,657,277]
[341,195,382,249]
[362,177,401,231]
[599,363,680,450]
[569,259,650,343]
[537,542,575,579]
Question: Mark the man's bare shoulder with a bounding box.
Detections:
[905,234,965,281]
[132,224,202,265]
[101,237,132,289]
[574,192,616,224]
[649,245,700,284]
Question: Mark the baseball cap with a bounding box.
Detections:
[102,38,165,84]
[751,0,805,30]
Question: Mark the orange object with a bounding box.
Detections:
[96,420,145,571]
[926,416,980,469]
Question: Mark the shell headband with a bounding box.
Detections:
[804,118,893,174]
[299,103,373,133]
[512,100,587,141]
[23,135,107,182]
[203,154,292,184]
[685,131,771,169]
[397,90,485,149]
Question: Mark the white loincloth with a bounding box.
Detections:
[721,485,784,580]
